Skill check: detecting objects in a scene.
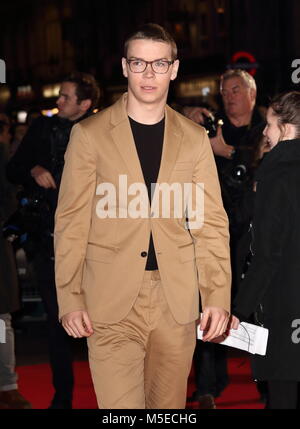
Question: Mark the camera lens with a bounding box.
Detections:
[231,165,247,183]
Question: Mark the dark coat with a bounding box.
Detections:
[0,143,19,314]
[6,116,75,216]
[234,138,300,381]
[6,114,91,228]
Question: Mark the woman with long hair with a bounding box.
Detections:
[232,91,300,409]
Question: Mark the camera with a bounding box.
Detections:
[202,114,223,138]
[2,191,52,251]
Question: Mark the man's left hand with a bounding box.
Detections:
[210,126,234,159]
[200,307,230,342]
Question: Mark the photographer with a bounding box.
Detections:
[183,70,264,409]
[184,69,264,286]
[0,120,31,409]
[6,73,100,409]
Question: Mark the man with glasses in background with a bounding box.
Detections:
[54,23,231,409]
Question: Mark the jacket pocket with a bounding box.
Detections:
[85,243,119,264]
[178,241,195,263]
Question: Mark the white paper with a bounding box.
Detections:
[197,321,269,355]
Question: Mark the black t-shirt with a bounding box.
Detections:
[129,116,165,270]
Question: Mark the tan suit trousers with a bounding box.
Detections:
[87,270,196,409]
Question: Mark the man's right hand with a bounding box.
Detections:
[61,311,94,338]
[30,165,56,189]
[182,106,212,124]
[229,315,240,330]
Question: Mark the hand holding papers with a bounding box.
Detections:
[197,321,269,356]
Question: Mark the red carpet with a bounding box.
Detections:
[187,357,264,409]
[16,357,264,409]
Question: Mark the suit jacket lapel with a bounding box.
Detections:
[156,105,183,185]
[110,94,145,185]
[109,94,184,212]
[150,106,183,213]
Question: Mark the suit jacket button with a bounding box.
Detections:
[141,251,147,257]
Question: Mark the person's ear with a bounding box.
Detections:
[170,59,180,81]
[122,57,128,79]
[80,99,92,113]
[284,123,297,140]
[250,88,256,102]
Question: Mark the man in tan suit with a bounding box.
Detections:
[54,23,231,409]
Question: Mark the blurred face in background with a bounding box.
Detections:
[221,76,256,118]
[56,82,90,121]
[263,107,296,149]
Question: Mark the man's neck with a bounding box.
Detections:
[126,94,166,125]
[227,110,253,128]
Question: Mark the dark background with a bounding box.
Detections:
[0,0,300,113]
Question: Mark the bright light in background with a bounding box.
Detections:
[17,111,27,123]
[43,84,60,98]
[0,85,11,103]
[177,78,217,98]
[202,87,210,96]
[42,108,59,117]
[17,85,33,98]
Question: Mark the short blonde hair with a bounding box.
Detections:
[124,23,177,61]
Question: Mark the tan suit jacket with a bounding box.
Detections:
[54,93,231,324]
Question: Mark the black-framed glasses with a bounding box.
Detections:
[126,59,175,74]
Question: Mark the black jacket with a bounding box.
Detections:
[5,114,91,258]
[215,108,264,239]
[6,115,75,211]
[0,143,19,313]
[215,106,263,173]
[234,138,300,380]
[6,114,90,231]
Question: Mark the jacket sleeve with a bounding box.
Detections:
[189,129,231,313]
[6,117,46,185]
[54,123,96,319]
[0,145,17,221]
[233,175,289,319]
[0,145,7,221]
